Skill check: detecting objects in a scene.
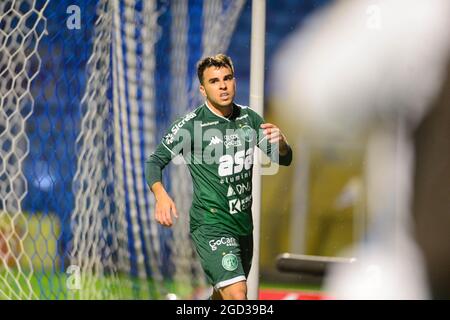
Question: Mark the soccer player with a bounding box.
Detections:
[145,54,292,300]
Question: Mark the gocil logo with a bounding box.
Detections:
[209,237,238,251]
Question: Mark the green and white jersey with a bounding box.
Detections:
[146,102,290,236]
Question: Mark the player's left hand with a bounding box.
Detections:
[260,123,290,155]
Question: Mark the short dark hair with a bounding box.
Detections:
[197,54,234,85]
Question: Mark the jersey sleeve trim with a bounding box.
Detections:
[162,141,176,156]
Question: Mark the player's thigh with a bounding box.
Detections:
[191,227,246,288]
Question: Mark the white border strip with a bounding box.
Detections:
[214,275,246,290]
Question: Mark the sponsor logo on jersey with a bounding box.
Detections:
[228,198,241,214]
[209,237,238,251]
[236,114,249,120]
[170,112,196,136]
[224,134,242,149]
[220,171,252,184]
[209,136,223,146]
[163,112,196,146]
[235,182,251,195]
[201,121,219,128]
[222,253,239,271]
[227,182,251,198]
[164,133,175,145]
[241,195,252,209]
[229,195,252,214]
[218,148,253,177]
[227,185,236,197]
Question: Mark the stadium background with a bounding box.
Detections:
[0,0,369,299]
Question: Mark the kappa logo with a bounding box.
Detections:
[209,136,223,146]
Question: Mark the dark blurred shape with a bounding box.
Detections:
[276,253,356,277]
[413,62,450,299]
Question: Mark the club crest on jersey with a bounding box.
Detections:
[222,253,238,271]
[239,125,256,143]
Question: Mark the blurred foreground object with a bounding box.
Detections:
[276,253,356,277]
[272,0,450,299]
[413,64,450,299]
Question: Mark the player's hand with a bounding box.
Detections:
[152,184,178,227]
[260,123,290,155]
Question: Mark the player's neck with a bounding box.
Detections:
[205,100,233,118]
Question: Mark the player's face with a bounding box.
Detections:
[199,66,236,109]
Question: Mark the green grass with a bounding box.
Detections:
[1,270,191,300]
[1,270,323,300]
[260,281,323,293]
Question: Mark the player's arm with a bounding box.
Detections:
[145,142,179,227]
[150,181,178,227]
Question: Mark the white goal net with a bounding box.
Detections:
[0,0,245,300]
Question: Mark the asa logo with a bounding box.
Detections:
[218,147,253,177]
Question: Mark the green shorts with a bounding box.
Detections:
[191,226,253,289]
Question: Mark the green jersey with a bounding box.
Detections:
[146,103,292,236]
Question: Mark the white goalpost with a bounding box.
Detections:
[248,0,265,301]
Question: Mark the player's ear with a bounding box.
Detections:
[199,85,206,98]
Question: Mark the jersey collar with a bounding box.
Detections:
[204,100,233,122]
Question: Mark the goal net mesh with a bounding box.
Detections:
[0,0,245,299]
